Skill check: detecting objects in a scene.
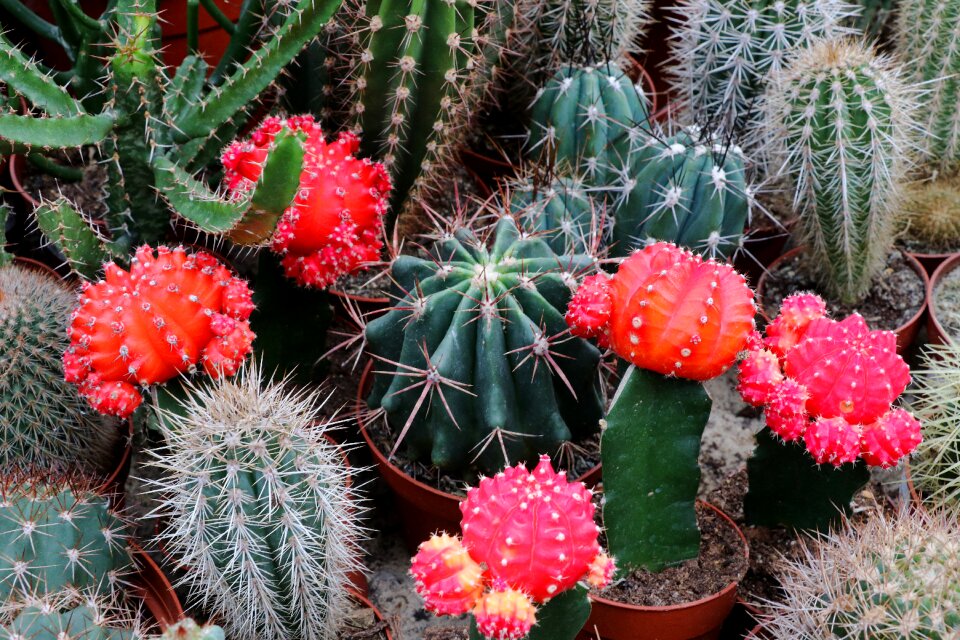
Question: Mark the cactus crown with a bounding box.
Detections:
[764,38,919,303]
[763,509,960,639]
[509,172,607,255]
[902,174,960,251]
[147,363,367,640]
[0,588,145,640]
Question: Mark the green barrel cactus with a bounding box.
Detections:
[612,126,751,259]
[528,61,650,187]
[896,0,960,168]
[1,590,141,640]
[365,214,604,475]
[510,173,602,254]
[0,263,119,470]
[149,364,366,640]
[764,39,917,304]
[0,475,132,601]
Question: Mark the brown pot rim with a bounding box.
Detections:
[926,252,960,345]
[349,588,394,640]
[130,542,184,630]
[586,500,748,613]
[328,286,391,306]
[9,155,41,210]
[905,249,959,262]
[756,246,930,333]
[355,360,603,506]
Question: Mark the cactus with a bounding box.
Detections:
[509,174,604,254]
[411,456,613,640]
[148,363,366,640]
[528,61,650,187]
[364,213,604,475]
[0,0,345,276]
[764,39,918,304]
[761,508,960,639]
[157,619,224,640]
[0,263,119,470]
[902,174,960,251]
[895,0,960,168]
[1,590,143,640]
[566,242,755,571]
[0,472,132,601]
[63,245,255,419]
[222,115,392,288]
[612,125,752,259]
[666,0,859,137]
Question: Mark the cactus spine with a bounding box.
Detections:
[148,364,366,640]
[1,590,143,640]
[509,174,604,254]
[896,0,960,168]
[764,39,917,304]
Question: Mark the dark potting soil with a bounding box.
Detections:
[933,265,960,341]
[22,149,109,219]
[597,502,749,607]
[333,270,395,301]
[340,600,391,640]
[898,236,960,255]
[423,628,470,640]
[761,250,924,331]
[752,185,798,236]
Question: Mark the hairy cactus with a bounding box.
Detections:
[509,174,604,254]
[0,263,119,470]
[63,246,255,418]
[364,213,603,475]
[528,62,650,187]
[612,125,752,259]
[896,0,960,168]
[0,473,132,601]
[902,174,960,251]
[739,293,920,467]
[761,509,960,639]
[222,115,391,288]
[411,457,613,640]
[1,589,143,640]
[148,363,366,640]
[157,619,224,640]
[667,0,859,136]
[764,39,918,304]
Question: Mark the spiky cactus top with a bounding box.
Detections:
[1,589,144,640]
[896,0,960,168]
[364,214,603,475]
[762,509,960,639]
[63,246,255,418]
[148,364,366,640]
[157,619,224,640]
[411,457,614,640]
[222,115,391,288]
[764,39,917,303]
[739,293,921,467]
[667,0,858,136]
[0,263,118,470]
[509,174,604,255]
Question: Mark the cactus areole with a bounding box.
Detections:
[63,245,255,418]
[567,242,756,571]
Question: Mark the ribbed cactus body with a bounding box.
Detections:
[765,39,915,303]
[150,365,365,640]
[668,0,858,136]
[0,476,131,601]
[510,175,600,254]
[528,62,649,186]
[158,619,224,640]
[896,0,960,168]
[613,127,750,258]
[1,591,141,640]
[0,264,117,470]
[365,216,603,474]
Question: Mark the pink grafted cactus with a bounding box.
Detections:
[410,456,613,639]
[738,293,921,468]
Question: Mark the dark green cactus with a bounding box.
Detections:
[365,214,604,475]
[613,126,751,259]
[0,0,342,277]
[510,174,602,254]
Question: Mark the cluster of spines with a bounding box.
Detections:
[0,588,146,640]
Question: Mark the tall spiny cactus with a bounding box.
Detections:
[148,364,366,640]
[0,0,344,278]
[667,0,860,138]
[764,39,918,303]
[895,0,960,168]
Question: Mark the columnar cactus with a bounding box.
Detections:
[148,364,366,640]
[612,125,752,258]
[528,62,650,187]
[222,115,391,288]
[364,213,604,475]
[566,242,755,571]
[411,456,613,640]
[0,473,132,601]
[764,39,918,303]
[0,263,119,470]
[896,0,960,168]
[1,590,143,640]
[509,174,604,254]
[63,246,255,418]
[667,0,859,136]
[761,509,960,639]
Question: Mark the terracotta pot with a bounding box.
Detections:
[577,501,748,640]
[131,543,184,630]
[356,360,603,551]
[926,252,960,345]
[349,589,395,640]
[756,247,928,355]
[906,250,957,277]
[10,154,40,211]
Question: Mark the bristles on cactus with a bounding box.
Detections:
[902,174,960,251]
[0,588,146,640]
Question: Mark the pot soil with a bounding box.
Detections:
[11,150,108,215]
[928,253,960,344]
[758,248,926,353]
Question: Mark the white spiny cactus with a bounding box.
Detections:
[146,364,366,640]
